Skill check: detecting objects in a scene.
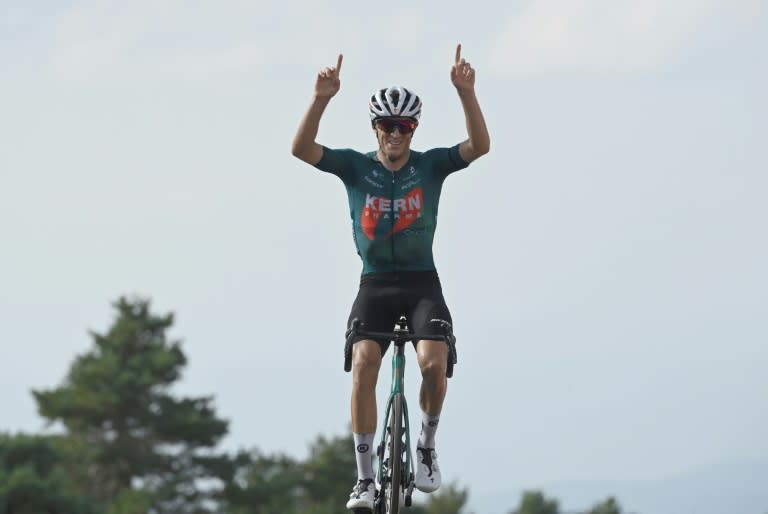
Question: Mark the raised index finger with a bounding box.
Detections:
[336,54,343,74]
[455,44,462,64]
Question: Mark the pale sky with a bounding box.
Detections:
[1,1,767,512]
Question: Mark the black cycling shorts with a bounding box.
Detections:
[347,271,453,355]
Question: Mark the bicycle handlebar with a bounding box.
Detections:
[343,318,458,378]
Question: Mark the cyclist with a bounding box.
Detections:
[291,44,490,511]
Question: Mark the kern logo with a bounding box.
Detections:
[357,444,370,453]
[361,187,423,240]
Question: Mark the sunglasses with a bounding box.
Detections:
[375,118,418,134]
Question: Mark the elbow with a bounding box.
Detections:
[291,145,311,162]
[472,139,490,159]
[479,134,491,155]
[290,141,322,165]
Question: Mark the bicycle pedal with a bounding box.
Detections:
[405,493,412,507]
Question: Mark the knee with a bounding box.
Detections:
[351,342,381,387]
[418,340,448,381]
[419,356,447,382]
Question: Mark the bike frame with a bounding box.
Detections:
[343,316,457,513]
[377,339,414,505]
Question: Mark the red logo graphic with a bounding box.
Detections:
[362,187,423,240]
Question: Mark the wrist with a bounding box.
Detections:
[312,93,334,104]
[456,88,476,100]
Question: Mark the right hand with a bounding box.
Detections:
[451,44,475,94]
[315,54,343,99]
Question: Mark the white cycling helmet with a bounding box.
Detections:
[368,86,422,122]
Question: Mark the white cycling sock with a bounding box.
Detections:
[418,412,440,448]
[353,433,376,480]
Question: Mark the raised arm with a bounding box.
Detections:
[291,54,343,165]
[451,44,490,163]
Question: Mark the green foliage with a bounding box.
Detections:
[510,490,560,514]
[1,295,630,513]
[223,435,354,514]
[31,297,231,513]
[105,489,153,514]
[300,433,357,506]
[0,433,101,514]
[587,496,622,514]
[410,481,470,514]
[224,433,470,514]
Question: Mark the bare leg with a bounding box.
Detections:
[347,340,381,504]
[351,339,382,433]
[416,339,448,415]
[414,339,448,492]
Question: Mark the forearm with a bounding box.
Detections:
[291,95,332,164]
[458,90,490,161]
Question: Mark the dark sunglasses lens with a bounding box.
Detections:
[378,120,415,134]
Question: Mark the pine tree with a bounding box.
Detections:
[0,433,100,514]
[33,297,231,513]
[587,497,622,514]
[510,490,560,514]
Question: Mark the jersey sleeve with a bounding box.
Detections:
[425,144,470,180]
[313,146,360,186]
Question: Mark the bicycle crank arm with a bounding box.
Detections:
[405,482,415,507]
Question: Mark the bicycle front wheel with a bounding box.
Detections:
[384,392,404,514]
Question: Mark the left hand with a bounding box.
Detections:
[450,44,475,93]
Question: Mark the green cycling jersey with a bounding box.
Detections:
[314,144,468,274]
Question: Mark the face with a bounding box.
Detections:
[373,118,417,163]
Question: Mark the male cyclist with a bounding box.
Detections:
[291,44,490,512]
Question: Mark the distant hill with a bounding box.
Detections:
[467,458,768,514]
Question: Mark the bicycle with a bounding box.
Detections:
[344,316,457,514]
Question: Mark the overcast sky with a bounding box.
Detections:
[1,0,766,511]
